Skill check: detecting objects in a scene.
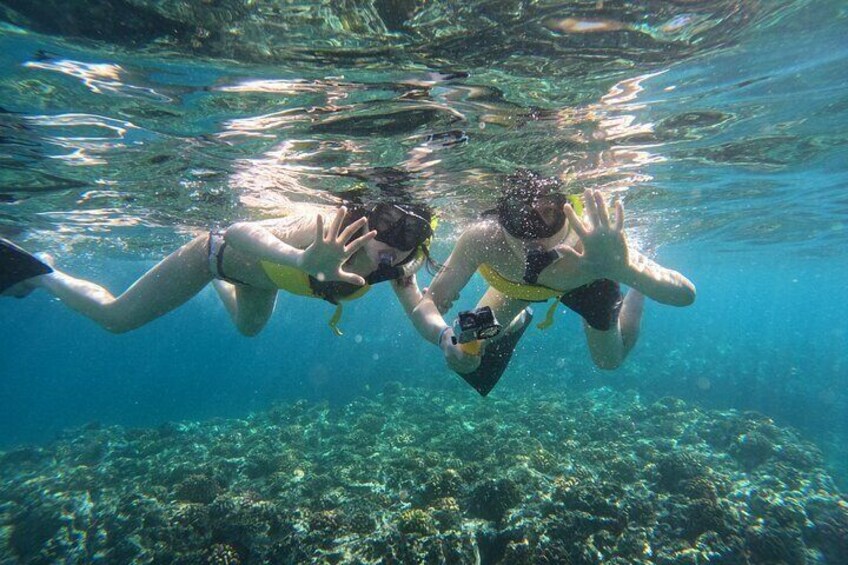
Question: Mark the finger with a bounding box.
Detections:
[583,189,599,224]
[328,206,347,240]
[558,244,582,260]
[564,204,588,239]
[339,271,366,286]
[595,191,611,229]
[337,216,368,244]
[315,213,325,242]
[343,229,377,255]
[613,199,625,232]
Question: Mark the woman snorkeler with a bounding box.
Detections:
[1,203,465,348]
[418,169,697,395]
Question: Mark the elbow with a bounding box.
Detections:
[422,290,453,316]
[99,307,140,334]
[660,280,696,307]
[677,283,696,307]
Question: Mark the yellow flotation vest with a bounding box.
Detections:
[258,210,436,336]
[259,261,371,336]
[478,194,584,330]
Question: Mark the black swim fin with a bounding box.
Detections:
[0,238,52,294]
[458,309,533,397]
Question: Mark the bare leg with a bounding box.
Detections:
[619,290,645,353]
[478,287,532,342]
[584,290,645,369]
[35,235,213,333]
[212,280,277,336]
[460,287,532,372]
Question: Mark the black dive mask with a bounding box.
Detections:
[497,193,567,240]
[369,203,433,251]
[523,247,561,284]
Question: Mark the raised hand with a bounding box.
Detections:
[559,189,630,278]
[297,207,377,286]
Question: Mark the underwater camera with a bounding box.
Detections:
[451,306,501,344]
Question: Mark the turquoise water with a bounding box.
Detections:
[1,1,847,562]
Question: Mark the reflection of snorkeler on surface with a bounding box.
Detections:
[415,169,696,396]
[1,203,458,341]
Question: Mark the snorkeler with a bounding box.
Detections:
[418,169,696,395]
[0,203,466,349]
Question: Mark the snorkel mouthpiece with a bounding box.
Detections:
[378,250,396,266]
[366,251,401,284]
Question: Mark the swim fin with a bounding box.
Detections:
[0,238,52,294]
[457,309,533,396]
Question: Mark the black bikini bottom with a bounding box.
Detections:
[560,278,623,331]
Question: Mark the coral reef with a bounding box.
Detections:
[0,384,844,564]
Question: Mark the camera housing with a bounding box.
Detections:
[451,306,502,344]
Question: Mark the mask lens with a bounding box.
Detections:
[499,194,565,239]
[372,204,432,249]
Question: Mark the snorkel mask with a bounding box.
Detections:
[369,203,434,251]
[496,190,568,240]
[344,202,435,284]
[487,170,586,283]
[489,169,570,240]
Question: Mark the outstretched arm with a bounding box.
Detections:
[417,224,492,373]
[424,223,489,314]
[393,274,448,345]
[614,250,695,306]
[561,190,695,306]
[394,274,479,373]
[225,207,376,286]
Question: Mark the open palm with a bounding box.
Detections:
[559,189,630,278]
[297,207,376,286]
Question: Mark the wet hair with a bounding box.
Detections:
[491,169,567,240]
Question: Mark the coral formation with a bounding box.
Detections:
[0,384,844,563]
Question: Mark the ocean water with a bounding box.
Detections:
[0,1,847,563]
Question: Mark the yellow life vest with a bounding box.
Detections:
[477,264,562,330]
[259,240,432,336]
[475,193,585,330]
[258,210,438,335]
[478,263,561,302]
[258,261,370,336]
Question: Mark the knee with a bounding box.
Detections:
[237,326,263,337]
[103,320,138,334]
[591,353,623,371]
[99,303,144,334]
[235,319,268,337]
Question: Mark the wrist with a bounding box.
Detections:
[295,250,322,277]
[437,326,452,348]
[607,257,637,285]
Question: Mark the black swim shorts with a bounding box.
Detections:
[559,279,623,331]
